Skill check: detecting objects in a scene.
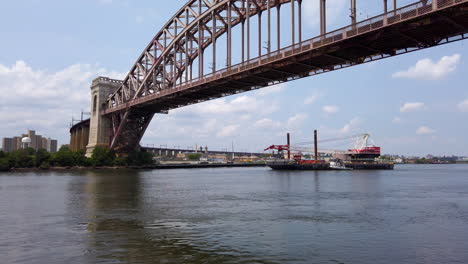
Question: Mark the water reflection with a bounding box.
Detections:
[69,170,276,264]
[3,166,468,264]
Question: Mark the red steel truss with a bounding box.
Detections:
[102,0,468,153]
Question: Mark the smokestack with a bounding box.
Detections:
[287,133,291,160]
[314,130,318,161]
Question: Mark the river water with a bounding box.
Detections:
[1,165,468,264]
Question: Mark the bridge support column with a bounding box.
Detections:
[76,128,82,152]
[70,131,76,151]
[82,126,89,151]
[86,77,122,157]
[350,0,357,25]
[384,0,388,26]
[320,0,326,36]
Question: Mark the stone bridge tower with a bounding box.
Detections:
[86,77,123,157]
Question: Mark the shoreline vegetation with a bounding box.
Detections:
[1,147,466,173]
[0,146,154,172]
[0,146,266,173]
[8,163,267,173]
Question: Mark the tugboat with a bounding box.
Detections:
[329,159,353,170]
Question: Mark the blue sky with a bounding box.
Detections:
[0,0,467,156]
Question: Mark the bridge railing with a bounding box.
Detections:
[106,0,465,112]
[160,0,458,102]
[173,0,449,89]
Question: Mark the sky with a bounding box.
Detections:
[0,0,467,156]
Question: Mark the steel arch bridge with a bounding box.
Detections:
[80,0,468,155]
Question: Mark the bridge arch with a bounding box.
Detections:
[107,0,306,152]
[89,0,468,154]
[108,0,298,109]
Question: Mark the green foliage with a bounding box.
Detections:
[188,153,202,161]
[39,161,50,170]
[72,150,89,167]
[58,145,71,152]
[90,146,115,167]
[51,147,75,167]
[0,146,153,170]
[0,158,10,172]
[113,156,128,167]
[8,149,34,168]
[127,151,154,166]
[35,149,51,167]
[25,147,35,156]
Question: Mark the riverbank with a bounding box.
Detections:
[5,163,267,173]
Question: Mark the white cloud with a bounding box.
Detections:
[392,54,460,80]
[323,105,340,114]
[239,114,251,121]
[458,99,468,112]
[400,102,425,113]
[217,125,239,137]
[174,95,278,116]
[304,90,323,105]
[254,118,281,129]
[392,117,402,124]
[416,126,435,135]
[287,113,308,130]
[0,60,126,144]
[257,83,285,96]
[340,117,361,134]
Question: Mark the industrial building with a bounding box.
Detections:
[1,130,58,153]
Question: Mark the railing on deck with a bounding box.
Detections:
[107,0,465,111]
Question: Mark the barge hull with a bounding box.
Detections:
[345,163,394,170]
[267,161,330,170]
[267,161,394,170]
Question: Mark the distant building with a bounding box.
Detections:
[208,154,227,163]
[1,130,58,153]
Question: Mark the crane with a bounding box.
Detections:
[264,132,381,161]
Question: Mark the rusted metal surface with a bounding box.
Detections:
[102,0,468,153]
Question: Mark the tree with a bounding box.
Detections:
[51,146,75,167]
[90,146,115,167]
[113,156,128,166]
[25,147,35,156]
[72,150,90,167]
[188,153,202,161]
[0,151,6,159]
[0,158,10,172]
[35,149,51,167]
[8,150,34,168]
[127,151,154,166]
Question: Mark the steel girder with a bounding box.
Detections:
[104,0,468,153]
[106,0,298,151]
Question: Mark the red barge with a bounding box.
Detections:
[265,131,394,171]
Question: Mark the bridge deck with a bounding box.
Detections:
[103,0,468,115]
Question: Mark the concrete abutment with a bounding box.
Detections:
[85,77,123,157]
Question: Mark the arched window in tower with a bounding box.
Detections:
[93,95,97,114]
